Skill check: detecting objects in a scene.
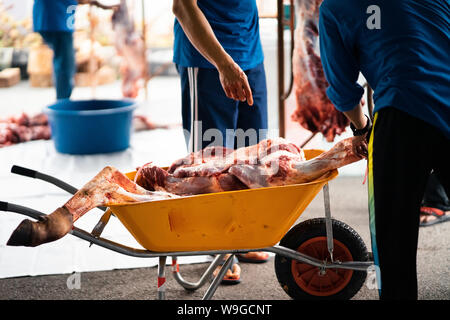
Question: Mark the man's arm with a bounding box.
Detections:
[343,103,368,130]
[319,6,369,157]
[172,0,253,105]
[343,103,370,157]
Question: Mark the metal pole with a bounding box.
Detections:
[277,0,285,138]
[367,85,374,121]
[172,254,226,291]
[141,0,149,100]
[157,256,167,300]
[202,254,233,300]
[323,183,334,262]
[299,132,317,148]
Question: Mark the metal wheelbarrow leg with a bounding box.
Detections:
[171,254,227,292]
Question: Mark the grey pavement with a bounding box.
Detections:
[0,176,448,300]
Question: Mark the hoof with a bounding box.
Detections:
[6,207,73,247]
[7,219,34,247]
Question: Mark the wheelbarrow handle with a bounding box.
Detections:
[0,201,46,221]
[11,165,78,195]
[10,165,107,211]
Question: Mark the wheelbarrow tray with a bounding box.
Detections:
[108,150,338,252]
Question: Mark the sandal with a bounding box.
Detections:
[213,255,241,285]
[419,206,450,227]
[236,252,269,263]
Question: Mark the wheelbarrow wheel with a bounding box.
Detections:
[275,218,368,300]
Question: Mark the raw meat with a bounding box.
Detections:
[0,112,51,147]
[0,112,169,148]
[112,0,147,98]
[229,138,360,188]
[7,137,362,247]
[7,166,178,247]
[291,0,349,142]
[132,115,171,131]
[135,138,305,195]
[135,137,360,194]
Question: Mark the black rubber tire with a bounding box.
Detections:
[275,218,368,300]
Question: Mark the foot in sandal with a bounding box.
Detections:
[213,255,241,285]
[237,251,269,263]
[419,206,450,227]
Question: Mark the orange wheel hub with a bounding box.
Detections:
[291,236,354,296]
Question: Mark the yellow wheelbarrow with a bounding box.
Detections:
[1,150,373,300]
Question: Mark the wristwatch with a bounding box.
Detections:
[350,115,372,136]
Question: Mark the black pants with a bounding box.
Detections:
[422,173,450,211]
[368,107,449,300]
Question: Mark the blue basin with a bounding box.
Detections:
[44,99,137,154]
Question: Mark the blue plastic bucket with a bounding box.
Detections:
[44,99,137,154]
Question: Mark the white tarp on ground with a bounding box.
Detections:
[0,128,216,279]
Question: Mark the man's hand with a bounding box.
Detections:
[343,103,372,158]
[352,134,369,158]
[173,0,254,106]
[218,60,253,106]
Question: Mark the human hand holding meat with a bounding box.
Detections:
[343,104,372,158]
[7,137,362,247]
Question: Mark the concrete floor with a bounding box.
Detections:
[1,176,448,301]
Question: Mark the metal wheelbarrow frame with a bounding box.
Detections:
[1,165,374,300]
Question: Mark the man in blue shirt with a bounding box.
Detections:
[172,0,269,284]
[319,0,449,299]
[33,0,114,99]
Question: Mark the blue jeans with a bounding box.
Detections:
[177,63,268,152]
[39,31,75,99]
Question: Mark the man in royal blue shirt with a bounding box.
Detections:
[319,0,449,299]
[33,0,115,99]
[172,0,269,284]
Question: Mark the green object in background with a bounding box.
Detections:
[283,4,296,30]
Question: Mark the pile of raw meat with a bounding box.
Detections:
[134,136,360,195]
[59,136,363,218]
[112,0,147,98]
[291,0,349,142]
[7,136,362,247]
[0,113,50,148]
[0,112,169,148]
